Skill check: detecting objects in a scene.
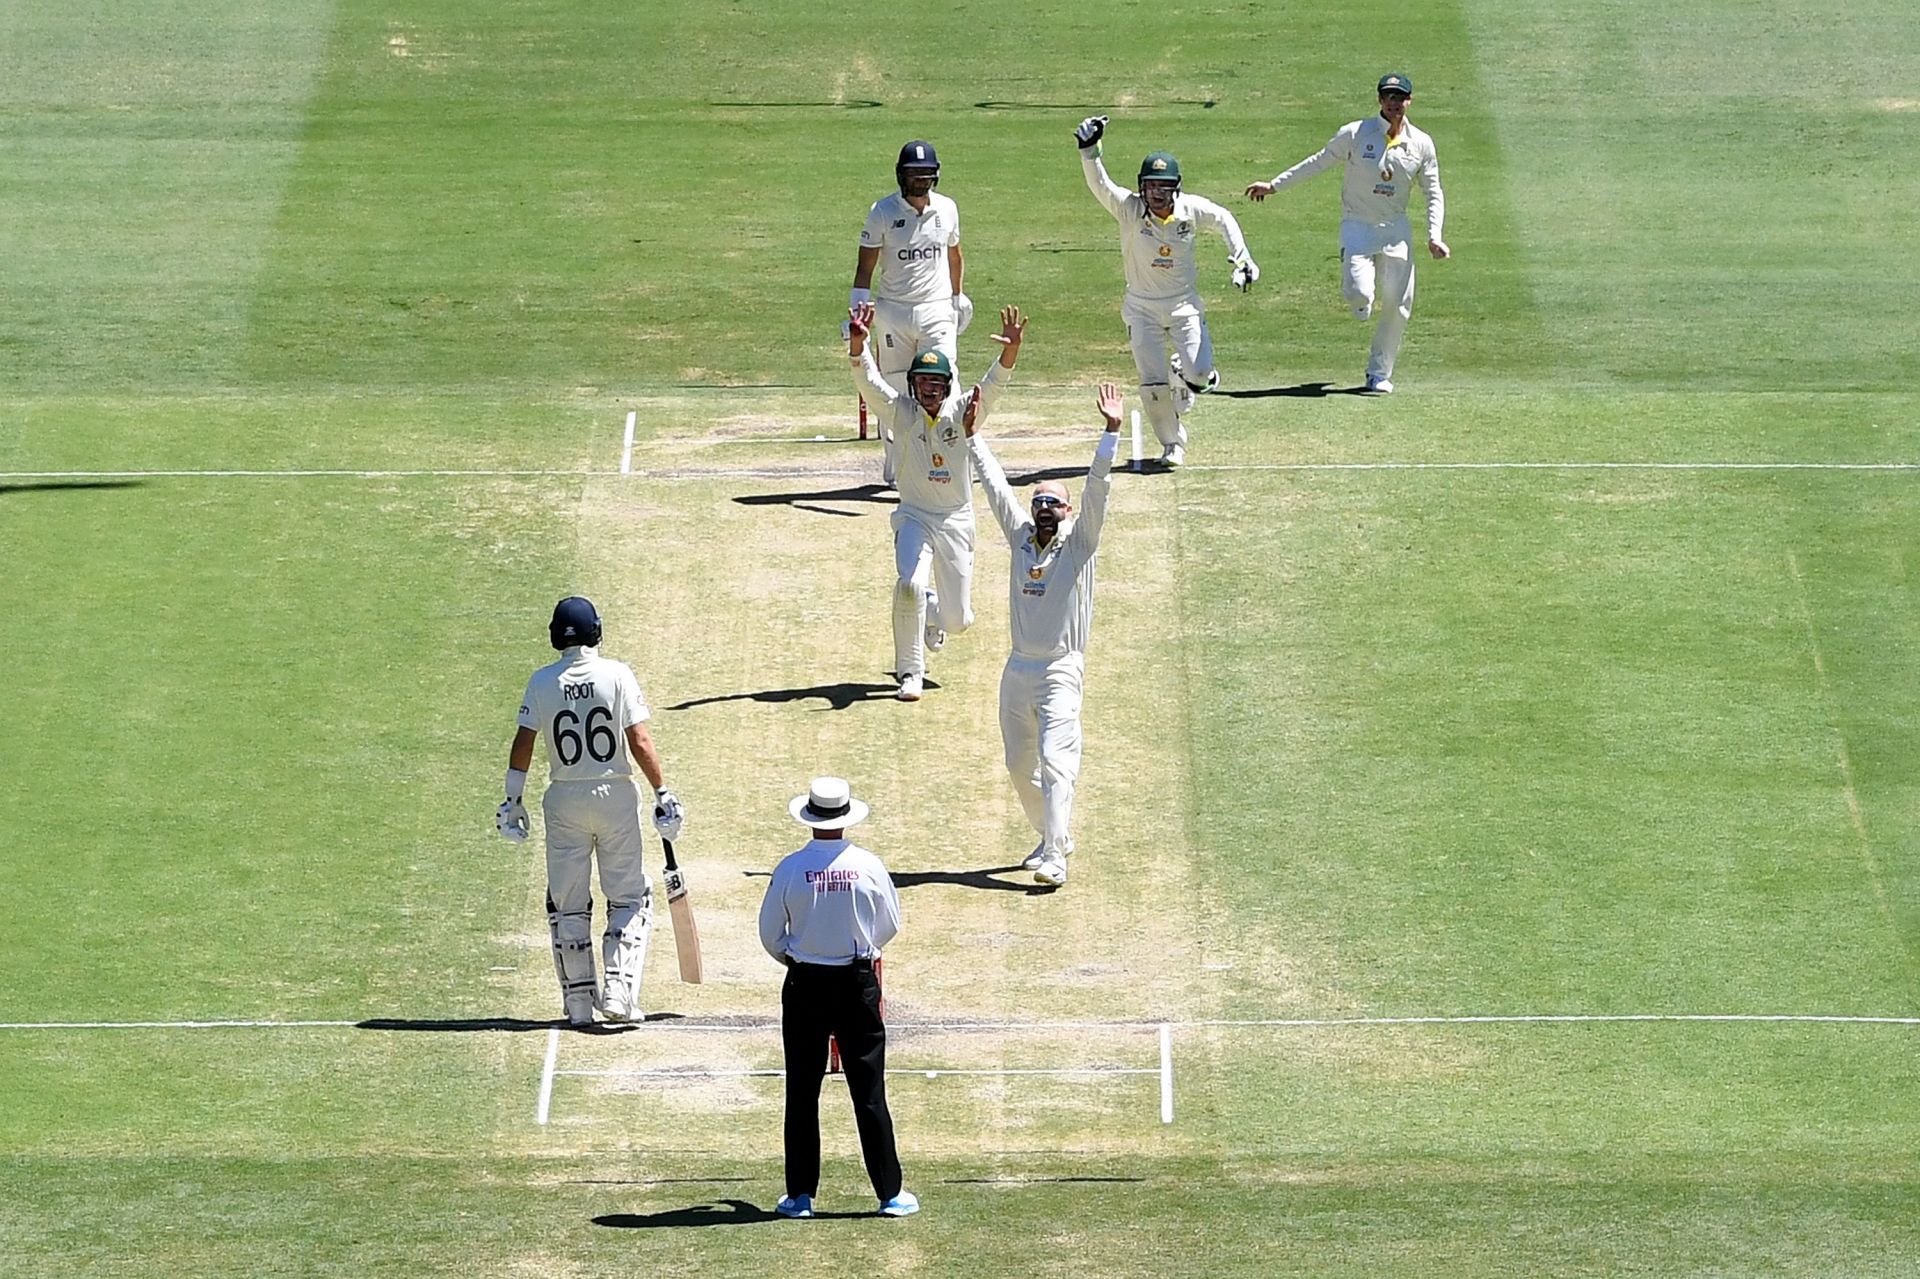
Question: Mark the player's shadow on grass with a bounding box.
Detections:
[1005,465,1089,485]
[733,482,895,519]
[1217,381,1369,398]
[891,866,1057,896]
[356,1014,682,1034]
[594,1200,873,1228]
[668,677,935,713]
[0,480,146,496]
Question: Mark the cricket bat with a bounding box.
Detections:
[661,838,704,984]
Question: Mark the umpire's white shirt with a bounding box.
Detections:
[972,432,1118,659]
[759,840,900,966]
[517,647,649,783]
[861,191,961,304]
[1080,151,1249,301]
[1268,116,1444,255]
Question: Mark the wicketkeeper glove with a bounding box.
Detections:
[496,798,530,843]
[1074,115,1108,150]
[652,788,685,840]
[1230,257,1260,292]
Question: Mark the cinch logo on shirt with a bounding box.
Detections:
[898,246,942,261]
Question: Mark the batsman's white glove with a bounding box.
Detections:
[652,788,685,841]
[496,798,530,843]
[1230,256,1260,292]
[1074,115,1108,150]
[954,292,974,335]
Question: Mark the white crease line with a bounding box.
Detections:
[1192,462,1920,472]
[1160,1023,1174,1125]
[556,1060,1152,1067]
[3,1013,1916,1032]
[535,1028,560,1126]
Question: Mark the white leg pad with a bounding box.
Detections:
[547,894,598,1023]
[1141,384,1183,450]
[601,885,653,1021]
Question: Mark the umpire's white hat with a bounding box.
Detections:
[790,776,870,829]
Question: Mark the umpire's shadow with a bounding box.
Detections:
[667,676,938,714]
[732,482,895,519]
[593,1200,872,1228]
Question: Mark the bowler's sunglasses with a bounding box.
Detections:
[1031,494,1067,510]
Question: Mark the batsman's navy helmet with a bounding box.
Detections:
[550,596,602,650]
[896,139,940,192]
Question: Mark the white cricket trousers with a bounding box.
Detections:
[1341,240,1415,383]
[543,779,654,1016]
[998,651,1085,857]
[872,298,959,391]
[892,505,975,678]
[1123,290,1212,452]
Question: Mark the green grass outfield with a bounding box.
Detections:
[4,1,1920,1275]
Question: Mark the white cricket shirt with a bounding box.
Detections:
[517,647,650,783]
[1080,151,1249,301]
[759,839,901,966]
[1268,116,1444,255]
[854,349,1009,518]
[972,432,1118,659]
[860,191,961,304]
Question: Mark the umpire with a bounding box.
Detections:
[757,777,917,1219]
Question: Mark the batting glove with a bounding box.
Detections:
[1074,115,1108,150]
[496,798,530,843]
[844,287,872,340]
[954,292,974,335]
[652,789,685,841]
[1230,257,1260,292]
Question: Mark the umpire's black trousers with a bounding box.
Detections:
[781,958,902,1201]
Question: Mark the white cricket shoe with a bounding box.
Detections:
[1021,842,1047,871]
[1033,852,1068,887]
[601,988,642,1023]
[565,992,597,1026]
[897,672,923,702]
[1159,443,1185,469]
[1364,377,1394,395]
[878,1190,920,1217]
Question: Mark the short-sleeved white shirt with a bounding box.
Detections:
[860,191,961,304]
[517,647,650,783]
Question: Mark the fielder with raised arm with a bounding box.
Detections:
[1245,73,1449,394]
[851,141,969,484]
[1075,116,1256,469]
[850,300,1026,702]
[966,384,1123,887]
[496,597,685,1025]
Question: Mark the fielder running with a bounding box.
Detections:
[967,383,1124,887]
[1245,73,1450,394]
[849,300,1027,702]
[1075,116,1257,468]
[851,140,969,484]
[497,597,685,1026]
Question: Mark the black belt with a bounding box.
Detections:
[791,957,875,972]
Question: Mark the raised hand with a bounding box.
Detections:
[848,301,876,340]
[1096,382,1123,431]
[991,304,1027,352]
[1074,115,1109,149]
[962,386,982,437]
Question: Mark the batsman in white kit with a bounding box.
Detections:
[850,140,970,484]
[848,299,1026,702]
[967,383,1125,887]
[1075,115,1257,469]
[1245,73,1449,394]
[496,597,686,1026]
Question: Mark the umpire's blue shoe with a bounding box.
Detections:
[775,1195,813,1219]
[878,1190,920,1217]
